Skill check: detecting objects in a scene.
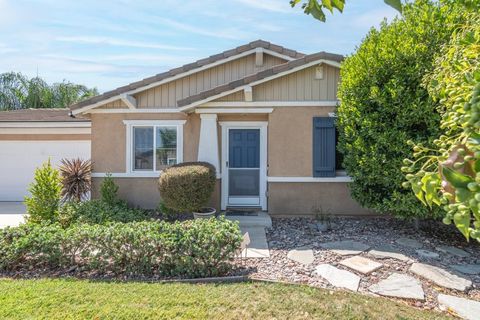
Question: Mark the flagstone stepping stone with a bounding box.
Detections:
[416,249,439,259]
[320,240,370,256]
[452,264,480,275]
[410,263,472,292]
[369,273,425,300]
[396,237,423,249]
[438,294,480,320]
[314,264,360,291]
[340,256,383,275]
[287,247,315,265]
[436,245,471,258]
[368,245,412,262]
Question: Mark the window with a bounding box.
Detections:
[124,120,185,174]
[313,116,344,177]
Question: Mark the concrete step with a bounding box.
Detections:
[224,211,272,228]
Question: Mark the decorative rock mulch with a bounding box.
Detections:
[233,217,480,316]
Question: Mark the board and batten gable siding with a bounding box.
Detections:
[101,99,128,109]
[253,64,339,101]
[132,54,286,108]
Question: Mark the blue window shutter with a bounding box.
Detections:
[313,117,336,177]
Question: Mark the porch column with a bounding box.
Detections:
[197,114,220,175]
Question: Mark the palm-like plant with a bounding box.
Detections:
[59,158,92,202]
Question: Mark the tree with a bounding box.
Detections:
[0,72,98,111]
[336,0,467,219]
[290,0,402,22]
[404,10,480,241]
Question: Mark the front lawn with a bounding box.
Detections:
[0,279,448,319]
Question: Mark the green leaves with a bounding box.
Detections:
[442,166,473,188]
[385,0,403,13]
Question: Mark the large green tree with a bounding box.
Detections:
[0,72,98,110]
[336,0,467,219]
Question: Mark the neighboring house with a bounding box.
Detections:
[0,109,91,201]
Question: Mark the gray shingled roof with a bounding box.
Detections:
[0,109,89,122]
[70,40,305,111]
[177,51,344,108]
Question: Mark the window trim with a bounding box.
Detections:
[123,120,186,175]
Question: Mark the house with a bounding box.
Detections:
[0,109,91,201]
[1,40,371,216]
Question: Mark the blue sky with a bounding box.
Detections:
[0,0,398,92]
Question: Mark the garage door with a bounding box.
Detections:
[0,141,91,201]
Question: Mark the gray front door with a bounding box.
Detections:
[228,129,260,206]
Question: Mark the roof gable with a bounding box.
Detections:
[71,40,305,114]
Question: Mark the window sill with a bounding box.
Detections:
[267,176,352,183]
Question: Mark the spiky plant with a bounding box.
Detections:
[59,158,92,202]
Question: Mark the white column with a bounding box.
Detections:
[198,114,220,176]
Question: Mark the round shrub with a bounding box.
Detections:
[158,162,216,212]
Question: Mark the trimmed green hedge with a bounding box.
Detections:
[0,218,242,278]
[158,162,216,213]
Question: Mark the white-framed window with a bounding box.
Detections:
[123,120,185,174]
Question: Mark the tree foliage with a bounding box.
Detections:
[404,10,480,241]
[290,0,402,22]
[336,0,466,218]
[0,72,97,110]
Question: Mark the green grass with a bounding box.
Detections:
[0,279,448,320]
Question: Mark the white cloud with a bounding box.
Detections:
[235,0,292,13]
[156,18,252,40]
[55,36,194,50]
[351,8,399,28]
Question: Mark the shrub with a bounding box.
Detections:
[158,162,216,212]
[101,173,119,206]
[404,10,480,241]
[336,0,467,218]
[59,158,92,202]
[24,160,62,224]
[58,200,150,227]
[0,218,242,278]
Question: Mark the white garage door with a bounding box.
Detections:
[0,141,91,201]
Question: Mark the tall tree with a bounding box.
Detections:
[0,72,98,111]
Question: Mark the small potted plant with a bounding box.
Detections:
[158,162,217,219]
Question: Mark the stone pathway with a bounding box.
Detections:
[369,273,425,300]
[438,294,480,320]
[287,247,314,265]
[340,256,382,275]
[236,217,480,319]
[240,226,270,258]
[314,264,360,291]
[410,263,472,292]
[396,237,423,249]
[368,244,412,262]
[320,240,370,256]
[436,245,471,258]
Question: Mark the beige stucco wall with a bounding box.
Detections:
[268,182,374,216]
[92,177,221,210]
[268,106,335,177]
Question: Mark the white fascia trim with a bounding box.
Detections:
[72,49,296,116]
[219,121,268,127]
[122,120,186,126]
[0,127,91,134]
[0,121,91,128]
[195,108,273,114]
[92,172,160,178]
[87,108,183,114]
[200,101,339,108]
[179,59,341,112]
[267,176,353,183]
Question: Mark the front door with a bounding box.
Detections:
[227,129,260,207]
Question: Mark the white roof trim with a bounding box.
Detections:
[178,59,341,112]
[200,101,339,107]
[72,48,295,116]
[195,108,274,114]
[86,108,184,114]
[0,122,91,128]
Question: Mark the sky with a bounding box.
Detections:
[0,0,398,93]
